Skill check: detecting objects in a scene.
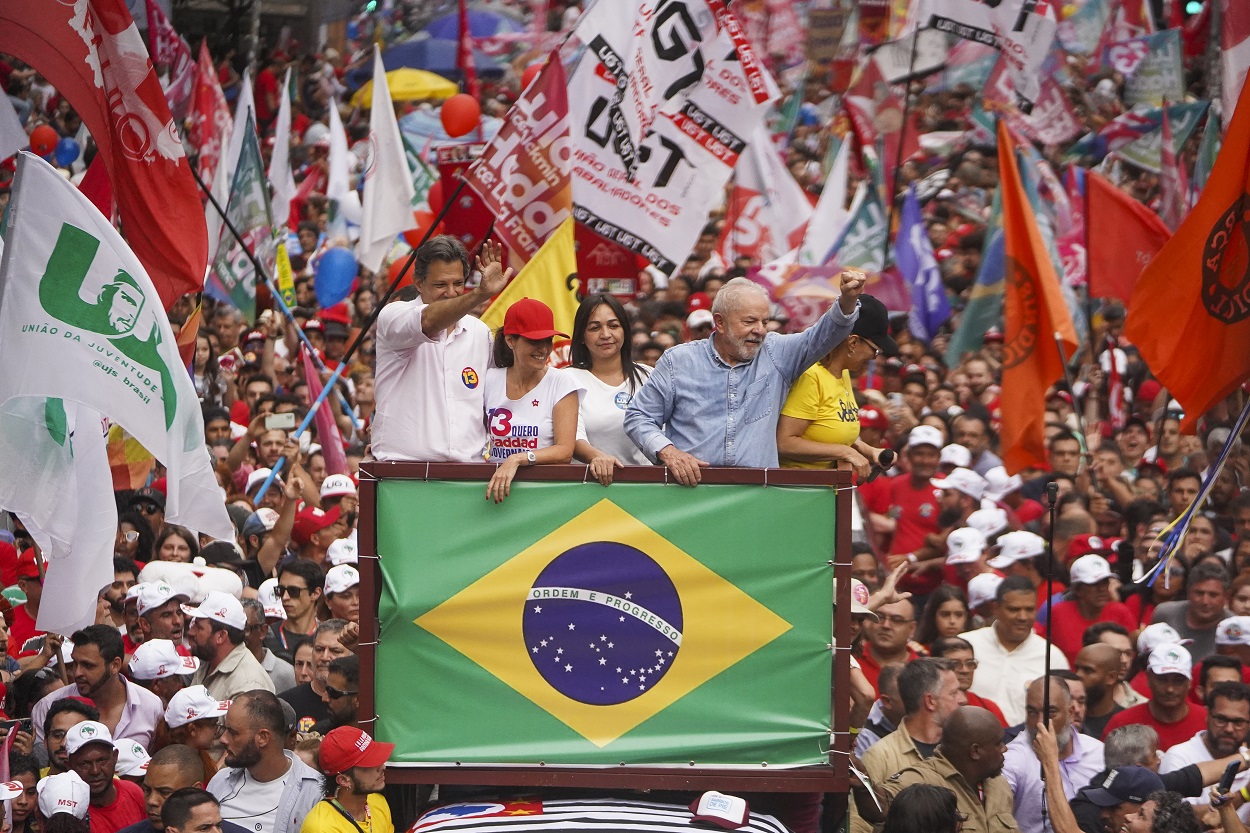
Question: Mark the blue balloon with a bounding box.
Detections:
[54,137,80,168]
[314,246,358,308]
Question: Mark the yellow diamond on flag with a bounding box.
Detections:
[415,499,791,748]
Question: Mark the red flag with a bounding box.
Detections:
[1159,104,1189,232]
[0,0,207,310]
[1087,171,1172,305]
[997,122,1079,474]
[1125,77,1250,432]
[457,0,481,100]
[77,154,114,220]
[188,40,232,196]
[463,55,571,261]
[144,0,194,120]
[300,347,349,477]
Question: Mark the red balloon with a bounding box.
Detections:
[401,209,440,249]
[520,63,542,91]
[440,94,481,138]
[29,125,58,157]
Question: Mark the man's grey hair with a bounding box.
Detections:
[240,598,264,619]
[316,618,350,638]
[414,235,470,283]
[1104,724,1159,769]
[711,277,769,317]
[897,657,955,715]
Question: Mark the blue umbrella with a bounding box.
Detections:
[382,36,507,78]
[424,7,526,39]
[399,109,503,145]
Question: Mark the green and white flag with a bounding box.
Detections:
[209,111,273,321]
[0,152,233,546]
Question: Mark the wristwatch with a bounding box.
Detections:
[526,451,537,465]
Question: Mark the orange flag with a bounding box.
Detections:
[1125,78,1250,433]
[997,121,1079,474]
[177,302,202,371]
[1087,171,1171,305]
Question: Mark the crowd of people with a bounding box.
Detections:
[0,1,1246,833]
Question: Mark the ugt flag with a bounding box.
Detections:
[896,186,951,342]
[377,479,834,763]
[0,152,233,543]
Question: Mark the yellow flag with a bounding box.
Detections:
[480,217,578,339]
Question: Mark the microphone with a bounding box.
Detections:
[1045,480,1059,508]
[862,449,896,484]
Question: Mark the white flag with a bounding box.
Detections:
[798,138,851,266]
[327,98,362,227]
[225,68,256,184]
[721,124,813,265]
[0,96,26,163]
[0,396,114,636]
[358,53,415,273]
[0,153,233,543]
[268,68,297,230]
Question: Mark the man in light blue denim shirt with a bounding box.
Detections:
[624,272,865,484]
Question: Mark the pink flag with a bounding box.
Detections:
[1159,104,1188,231]
[144,0,193,119]
[300,347,349,477]
[1223,0,1250,132]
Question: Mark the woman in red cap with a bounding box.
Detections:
[482,298,585,503]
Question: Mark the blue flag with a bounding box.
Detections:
[895,187,950,342]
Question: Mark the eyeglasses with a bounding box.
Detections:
[949,659,979,670]
[119,530,139,544]
[1211,714,1250,730]
[878,615,914,626]
[325,685,358,700]
[274,585,306,598]
[134,503,160,515]
[857,337,881,358]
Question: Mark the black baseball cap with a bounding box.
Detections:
[851,294,899,357]
[1083,767,1164,807]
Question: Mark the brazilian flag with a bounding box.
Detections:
[375,479,836,766]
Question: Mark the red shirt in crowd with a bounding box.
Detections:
[1042,599,1136,663]
[964,690,1008,728]
[858,647,921,696]
[1101,702,1208,752]
[254,67,280,123]
[862,474,943,596]
[8,604,42,659]
[89,778,147,833]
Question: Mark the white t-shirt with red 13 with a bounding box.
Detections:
[483,367,586,463]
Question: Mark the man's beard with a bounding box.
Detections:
[348,772,382,796]
[938,506,964,528]
[225,737,263,769]
[721,331,762,362]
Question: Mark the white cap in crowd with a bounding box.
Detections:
[946,527,987,565]
[967,572,1004,610]
[1147,642,1193,680]
[1137,622,1188,655]
[134,581,188,617]
[324,564,360,595]
[114,739,151,777]
[128,639,200,680]
[37,771,90,819]
[181,591,246,630]
[987,531,1046,569]
[320,474,357,500]
[165,685,230,729]
[326,537,358,566]
[939,444,972,468]
[257,578,287,621]
[931,468,987,501]
[64,721,114,756]
[246,468,281,494]
[908,425,944,450]
[1067,554,1114,586]
[1216,616,1250,647]
[983,466,1023,501]
[967,506,1008,538]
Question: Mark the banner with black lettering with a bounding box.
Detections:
[567,1,777,275]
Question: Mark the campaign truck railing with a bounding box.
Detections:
[357,462,851,794]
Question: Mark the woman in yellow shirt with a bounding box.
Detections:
[778,294,897,475]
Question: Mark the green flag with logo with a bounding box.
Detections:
[209,112,273,321]
[375,478,836,765]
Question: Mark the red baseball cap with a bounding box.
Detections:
[503,298,568,340]
[687,292,712,312]
[15,550,40,580]
[859,406,889,431]
[319,727,394,774]
[319,303,352,326]
[291,505,342,547]
[1067,533,1113,563]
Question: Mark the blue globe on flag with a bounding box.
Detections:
[522,542,683,706]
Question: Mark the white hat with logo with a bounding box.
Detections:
[64,721,114,756]
[37,771,90,819]
[1147,642,1193,680]
[1217,616,1250,647]
[931,468,988,501]
[324,564,361,595]
[181,591,246,630]
[967,506,1009,538]
[907,425,944,450]
[326,537,358,566]
[1137,622,1188,655]
[128,639,199,680]
[967,572,1004,610]
[257,578,287,621]
[988,530,1046,569]
[1068,554,1114,585]
[114,739,151,777]
[940,444,972,467]
[946,527,987,565]
[320,474,357,500]
[135,581,189,617]
[164,685,230,729]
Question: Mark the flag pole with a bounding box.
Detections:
[880,28,922,266]
[189,164,360,430]
[251,176,470,503]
